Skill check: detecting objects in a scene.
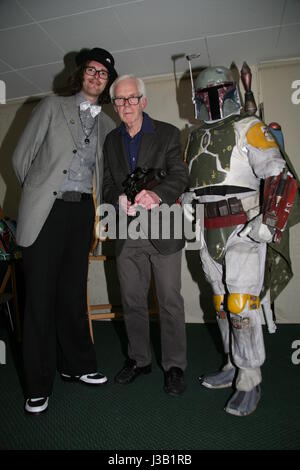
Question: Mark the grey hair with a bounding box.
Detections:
[109,74,146,100]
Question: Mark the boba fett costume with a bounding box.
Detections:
[183,66,298,416]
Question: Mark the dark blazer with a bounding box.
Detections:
[103,117,189,255]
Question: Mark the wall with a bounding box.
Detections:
[0,99,38,219]
[1,62,299,323]
[258,59,300,323]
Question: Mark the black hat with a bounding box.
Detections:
[75,47,117,78]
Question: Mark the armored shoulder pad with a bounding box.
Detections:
[246,122,279,150]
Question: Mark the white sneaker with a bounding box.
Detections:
[25,397,49,415]
[79,372,108,384]
[61,372,108,385]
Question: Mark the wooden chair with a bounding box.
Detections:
[0,262,21,341]
[87,251,160,344]
[87,253,122,343]
[0,206,22,341]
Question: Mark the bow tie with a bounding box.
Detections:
[79,101,102,118]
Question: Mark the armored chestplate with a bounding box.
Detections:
[186,114,260,193]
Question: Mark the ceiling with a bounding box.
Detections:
[1,0,300,101]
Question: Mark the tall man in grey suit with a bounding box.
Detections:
[103,75,188,395]
[12,47,117,415]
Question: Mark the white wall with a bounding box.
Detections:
[258,59,300,323]
[1,62,299,323]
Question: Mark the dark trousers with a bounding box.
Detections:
[116,240,187,371]
[22,199,97,397]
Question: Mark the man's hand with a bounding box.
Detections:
[134,189,161,210]
[119,194,137,216]
[239,214,273,243]
[181,191,197,223]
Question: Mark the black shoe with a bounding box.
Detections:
[114,359,152,384]
[164,367,186,396]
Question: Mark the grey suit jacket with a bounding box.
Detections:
[12,95,115,247]
[103,118,189,256]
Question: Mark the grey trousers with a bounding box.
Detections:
[116,239,187,371]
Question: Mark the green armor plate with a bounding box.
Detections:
[186,115,241,189]
[204,226,236,263]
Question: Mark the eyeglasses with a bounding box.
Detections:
[112,95,143,106]
[85,66,109,80]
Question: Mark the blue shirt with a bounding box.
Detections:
[120,112,154,172]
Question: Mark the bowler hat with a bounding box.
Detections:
[75,47,117,78]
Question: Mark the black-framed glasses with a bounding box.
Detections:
[112,95,143,106]
[85,66,109,80]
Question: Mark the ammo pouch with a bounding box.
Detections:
[203,197,247,229]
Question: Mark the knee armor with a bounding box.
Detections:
[213,294,224,312]
[227,293,260,315]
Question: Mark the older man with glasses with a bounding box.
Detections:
[103,75,189,396]
[12,47,117,415]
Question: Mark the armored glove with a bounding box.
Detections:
[181,191,197,223]
[119,194,136,216]
[239,214,273,243]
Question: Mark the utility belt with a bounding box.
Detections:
[57,191,93,202]
[202,197,247,229]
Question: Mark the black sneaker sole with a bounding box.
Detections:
[164,386,186,397]
[114,367,152,385]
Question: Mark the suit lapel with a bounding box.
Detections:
[114,131,130,175]
[97,112,106,152]
[61,96,79,147]
[136,123,157,169]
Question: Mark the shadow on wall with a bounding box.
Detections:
[172,53,205,149]
[0,98,41,219]
[52,50,77,96]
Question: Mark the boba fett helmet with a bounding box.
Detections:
[195,66,241,121]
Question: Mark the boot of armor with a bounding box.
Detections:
[224,384,261,416]
[216,309,230,355]
[200,366,236,389]
[200,301,237,389]
[229,306,265,391]
[221,295,266,415]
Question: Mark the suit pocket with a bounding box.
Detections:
[146,151,166,168]
[24,161,53,188]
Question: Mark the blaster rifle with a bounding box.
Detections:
[122,167,166,204]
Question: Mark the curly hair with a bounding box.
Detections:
[67,62,117,104]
